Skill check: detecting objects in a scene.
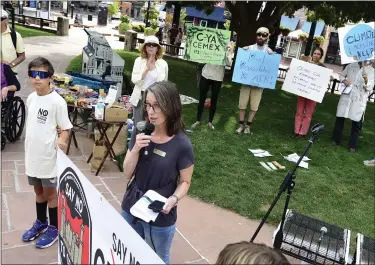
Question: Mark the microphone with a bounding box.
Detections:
[318,226,328,243]
[311,123,324,134]
[135,121,155,155]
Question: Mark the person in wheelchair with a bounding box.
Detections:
[1,62,20,101]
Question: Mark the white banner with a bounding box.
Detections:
[57,149,164,265]
[338,22,375,65]
[281,59,333,103]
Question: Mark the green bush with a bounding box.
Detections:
[144,27,157,36]
[131,24,144,33]
[120,15,130,24]
[119,22,131,34]
[139,24,145,32]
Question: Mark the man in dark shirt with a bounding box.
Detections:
[168,24,178,45]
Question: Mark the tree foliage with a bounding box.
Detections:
[142,6,159,21]
[107,2,120,16]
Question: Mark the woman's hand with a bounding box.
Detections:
[132,133,152,153]
[1,86,9,102]
[146,55,156,71]
[362,71,368,85]
[161,196,178,214]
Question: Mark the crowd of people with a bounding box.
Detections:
[2,5,374,264]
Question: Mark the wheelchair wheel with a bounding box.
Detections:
[1,132,5,151]
[4,96,26,142]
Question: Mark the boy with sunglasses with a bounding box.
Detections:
[236,27,274,135]
[22,57,72,248]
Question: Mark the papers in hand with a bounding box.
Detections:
[339,83,352,94]
[284,153,310,169]
[249,149,273,157]
[130,190,167,223]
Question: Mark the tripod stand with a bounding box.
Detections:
[250,123,325,248]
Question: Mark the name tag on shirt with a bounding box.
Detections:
[153,148,166,157]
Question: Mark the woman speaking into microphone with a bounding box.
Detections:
[121,81,194,264]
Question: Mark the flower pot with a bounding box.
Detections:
[281,29,290,36]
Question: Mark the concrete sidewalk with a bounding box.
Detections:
[1,29,298,264]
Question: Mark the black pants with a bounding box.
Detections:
[332,116,363,148]
[197,76,222,122]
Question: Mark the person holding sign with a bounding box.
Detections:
[121,81,194,264]
[191,42,234,130]
[293,48,326,137]
[332,61,374,152]
[236,27,273,135]
[129,36,169,127]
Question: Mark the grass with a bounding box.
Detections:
[15,25,55,38]
[67,50,375,238]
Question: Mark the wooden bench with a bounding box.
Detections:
[114,34,125,41]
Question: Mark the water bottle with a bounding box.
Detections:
[95,92,105,121]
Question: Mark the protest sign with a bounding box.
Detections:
[57,149,164,265]
[281,59,333,103]
[232,49,281,89]
[184,26,231,65]
[338,22,375,64]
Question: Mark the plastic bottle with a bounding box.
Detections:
[95,92,106,120]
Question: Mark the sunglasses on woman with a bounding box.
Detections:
[28,70,51,79]
[257,33,268,38]
[145,43,158,48]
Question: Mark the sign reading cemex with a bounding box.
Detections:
[281,59,333,103]
[232,48,281,89]
[57,149,164,265]
[184,26,231,65]
[338,22,375,64]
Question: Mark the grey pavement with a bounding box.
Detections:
[1,28,299,264]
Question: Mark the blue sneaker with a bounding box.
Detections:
[22,219,48,242]
[35,225,58,248]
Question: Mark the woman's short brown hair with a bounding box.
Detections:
[139,43,164,60]
[216,241,290,265]
[144,81,185,136]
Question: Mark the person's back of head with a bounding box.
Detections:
[216,241,290,265]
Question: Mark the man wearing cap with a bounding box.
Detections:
[1,9,25,74]
[236,27,274,135]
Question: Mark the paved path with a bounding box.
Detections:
[1,28,297,264]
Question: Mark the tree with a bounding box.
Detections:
[179,8,187,27]
[108,2,120,19]
[142,6,159,21]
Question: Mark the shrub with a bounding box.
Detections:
[120,15,130,24]
[144,27,157,36]
[119,22,131,34]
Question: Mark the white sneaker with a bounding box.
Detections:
[208,123,215,130]
[236,124,244,134]
[244,125,251,134]
[191,121,200,129]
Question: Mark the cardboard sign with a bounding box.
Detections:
[57,149,164,264]
[232,49,281,89]
[281,59,333,103]
[338,22,375,64]
[184,26,231,65]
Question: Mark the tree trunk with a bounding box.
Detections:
[172,3,181,26]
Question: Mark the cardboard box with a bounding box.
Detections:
[105,102,128,122]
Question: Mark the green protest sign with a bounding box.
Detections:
[184,26,231,65]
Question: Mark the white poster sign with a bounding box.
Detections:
[338,22,375,64]
[57,149,164,265]
[281,59,333,103]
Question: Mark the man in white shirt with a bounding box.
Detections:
[332,61,374,152]
[236,27,273,134]
[1,9,25,73]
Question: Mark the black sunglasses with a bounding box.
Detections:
[145,43,158,48]
[257,33,268,38]
[1,17,7,21]
[28,70,51,79]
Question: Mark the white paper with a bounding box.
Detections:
[286,153,311,161]
[260,162,272,171]
[284,153,309,169]
[339,83,353,94]
[105,85,118,105]
[249,149,273,157]
[281,59,333,103]
[130,190,167,223]
[249,149,265,154]
[267,162,278,170]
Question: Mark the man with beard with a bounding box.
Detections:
[236,27,274,135]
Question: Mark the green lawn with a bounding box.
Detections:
[15,25,55,38]
[67,50,375,238]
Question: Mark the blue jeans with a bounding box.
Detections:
[121,210,176,264]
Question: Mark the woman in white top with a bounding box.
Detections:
[130,36,169,126]
[332,61,374,152]
[191,43,234,130]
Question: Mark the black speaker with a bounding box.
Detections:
[97,5,108,26]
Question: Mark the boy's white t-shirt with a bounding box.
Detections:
[25,91,73,179]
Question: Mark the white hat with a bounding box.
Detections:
[256,27,269,35]
[1,9,9,19]
[144,36,160,46]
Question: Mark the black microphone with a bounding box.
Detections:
[135,121,155,155]
[311,123,324,134]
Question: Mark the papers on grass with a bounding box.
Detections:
[260,162,278,171]
[130,190,167,223]
[284,153,310,169]
[249,149,273,157]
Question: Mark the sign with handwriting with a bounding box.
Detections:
[281,59,333,103]
[338,22,375,64]
[232,49,281,89]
